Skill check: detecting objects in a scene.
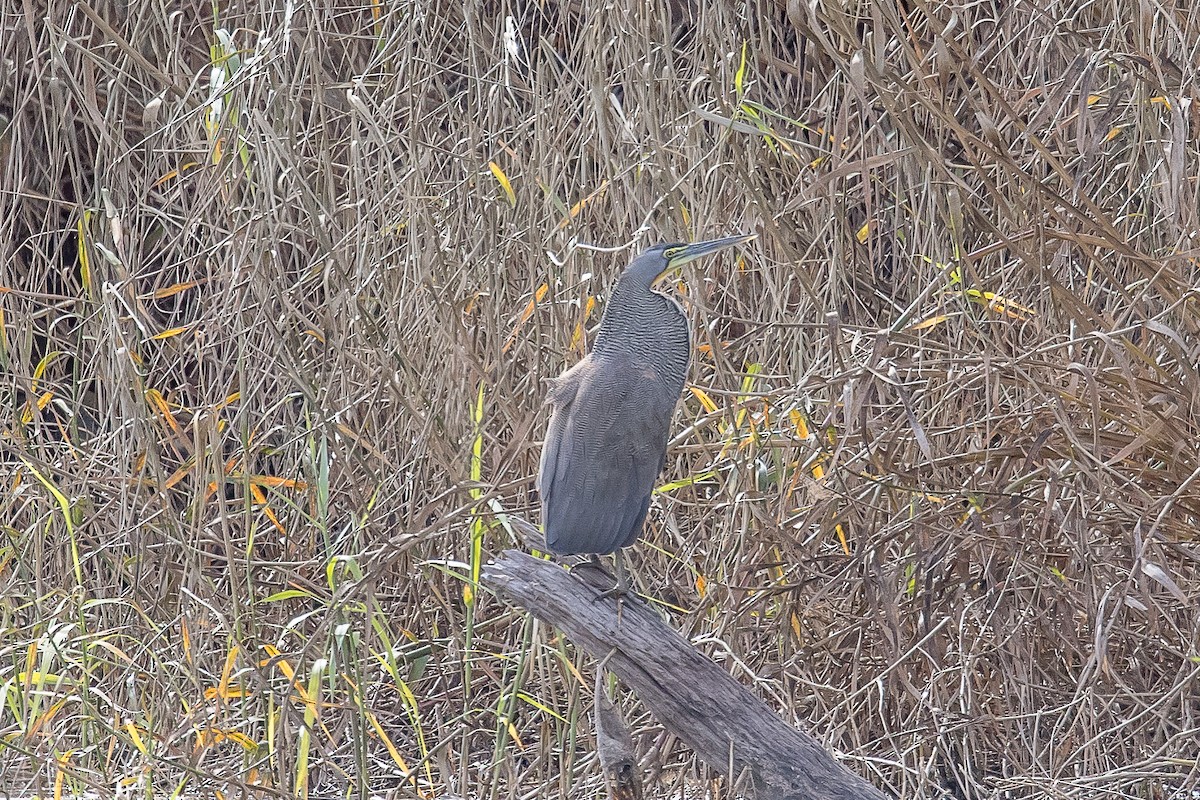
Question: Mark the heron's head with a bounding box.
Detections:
[622,233,757,288]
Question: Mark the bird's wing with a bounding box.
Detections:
[540,356,679,555]
[536,365,583,503]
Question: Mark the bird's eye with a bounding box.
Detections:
[663,247,683,259]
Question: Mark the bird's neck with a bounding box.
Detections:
[592,279,691,369]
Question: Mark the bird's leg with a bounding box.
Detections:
[598,550,632,600]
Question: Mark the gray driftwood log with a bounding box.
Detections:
[482,549,891,800]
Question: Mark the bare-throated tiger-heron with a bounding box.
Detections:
[537,233,756,595]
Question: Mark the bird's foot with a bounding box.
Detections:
[596,553,636,605]
[596,582,632,601]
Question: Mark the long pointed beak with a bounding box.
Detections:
[666,232,757,270]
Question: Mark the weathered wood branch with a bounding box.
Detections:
[595,670,643,800]
[482,549,892,800]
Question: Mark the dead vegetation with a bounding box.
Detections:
[1,0,1198,797]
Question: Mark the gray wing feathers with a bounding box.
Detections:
[535,373,578,504]
[538,356,678,555]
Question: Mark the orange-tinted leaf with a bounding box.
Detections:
[503,283,550,353]
[164,462,192,489]
[145,389,183,434]
[251,475,308,490]
[556,179,609,230]
[151,280,200,299]
[569,295,595,350]
[154,161,201,186]
[907,313,954,331]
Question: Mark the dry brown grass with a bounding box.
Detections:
[2,0,1199,797]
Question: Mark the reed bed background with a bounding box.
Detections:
[2,0,1199,797]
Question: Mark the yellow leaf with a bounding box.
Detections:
[689,386,719,414]
[695,573,707,598]
[855,221,871,244]
[1103,126,1123,142]
[739,363,761,396]
[790,409,810,439]
[20,458,81,583]
[366,708,413,776]
[32,350,63,387]
[217,645,240,700]
[488,161,516,206]
[261,645,297,682]
[126,722,148,755]
[973,290,1035,319]
[150,325,190,340]
[657,470,718,493]
[223,730,258,750]
[77,217,91,293]
[734,40,748,96]
[54,749,73,800]
[507,721,525,749]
